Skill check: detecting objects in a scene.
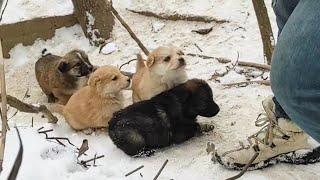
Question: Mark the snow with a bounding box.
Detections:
[0,0,74,25]
[100,42,118,55]
[1,0,320,179]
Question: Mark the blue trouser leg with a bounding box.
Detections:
[272,0,300,36]
[271,0,320,142]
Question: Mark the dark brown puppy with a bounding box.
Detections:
[109,79,220,156]
[35,49,94,104]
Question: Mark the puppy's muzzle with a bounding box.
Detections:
[178,58,186,68]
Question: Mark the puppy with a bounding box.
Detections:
[62,65,130,130]
[132,45,188,102]
[35,49,95,104]
[109,79,220,156]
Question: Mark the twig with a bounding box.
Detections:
[38,129,54,134]
[37,127,44,131]
[119,58,137,70]
[55,139,66,147]
[153,159,169,180]
[8,127,23,180]
[0,0,9,22]
[46,137,76,147]
[226,152,259,180]
[93,154,97,166]
[111,6,149,56]
[31,117,33,127]
[186,53,271,71]
[193,43,203,52]
[223,80,270,88]
[0,93,58,123]
[79,155,105,168]
[125,165,144,177]
[127,9,229,24]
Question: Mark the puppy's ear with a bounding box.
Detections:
[136,53,146,71]
[88,75,101,87]
[58,61,70,73]
[146,54,155,68]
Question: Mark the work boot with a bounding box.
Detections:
[216,96,320,170]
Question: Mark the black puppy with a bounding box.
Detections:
[108,79,220,156]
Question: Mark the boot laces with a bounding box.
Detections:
[222,103,289,156]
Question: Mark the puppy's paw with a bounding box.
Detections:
[82,128,94,135]
[200,124,215,133]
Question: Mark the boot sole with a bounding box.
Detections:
[216,146,320,170]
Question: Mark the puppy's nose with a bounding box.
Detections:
[179,58,186,66]
[88,66,93,71]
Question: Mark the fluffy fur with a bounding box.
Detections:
[62,65,130,130]
[109,79,220,156]
[35,49,95,104]
[132,45,188,102]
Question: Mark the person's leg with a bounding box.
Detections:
[272,0,300,36]
[271,0,320,143]
[216,0,320,170]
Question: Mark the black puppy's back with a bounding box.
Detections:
[109,79,220,156]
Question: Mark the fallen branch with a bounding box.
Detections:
[252,0,275,65]
[127,9,229,24]
[153,159,169,180]
[186,53,271,71]
[111,6,150,56]
[125,165,144,177]
[223,80,270,88]
[0,93,58,123]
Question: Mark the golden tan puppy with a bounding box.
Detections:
[62,65,130,130]
[132,45,187,102]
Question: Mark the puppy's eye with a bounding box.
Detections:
[163,56,171,62]
[112,76,118,81]
[75,62,81,67]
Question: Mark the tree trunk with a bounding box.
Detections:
[72,0,114,46]
[252,0,275,65]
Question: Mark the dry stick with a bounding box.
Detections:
[153,159,169,180]
[38,129,54,134]
[8,127,23,180]
[194,43,203,52]
[186,53,271,71]
[223,80,271,88]
[127,9,229,24]
[111,6,150,56]
[0,93,58,123]
[252,0,275,65]
[81,155,105,165]
[9,88,30,120]
[46,137,76,147]
[125,165,144,177]
[0,37,9,173]
[226,152,259,180]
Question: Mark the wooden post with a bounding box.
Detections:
[72,0,115,46]
[252,0,275,65]
[0,38,8,172]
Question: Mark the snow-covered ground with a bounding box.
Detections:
[0,0,73,25]
[1,0,320,179]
